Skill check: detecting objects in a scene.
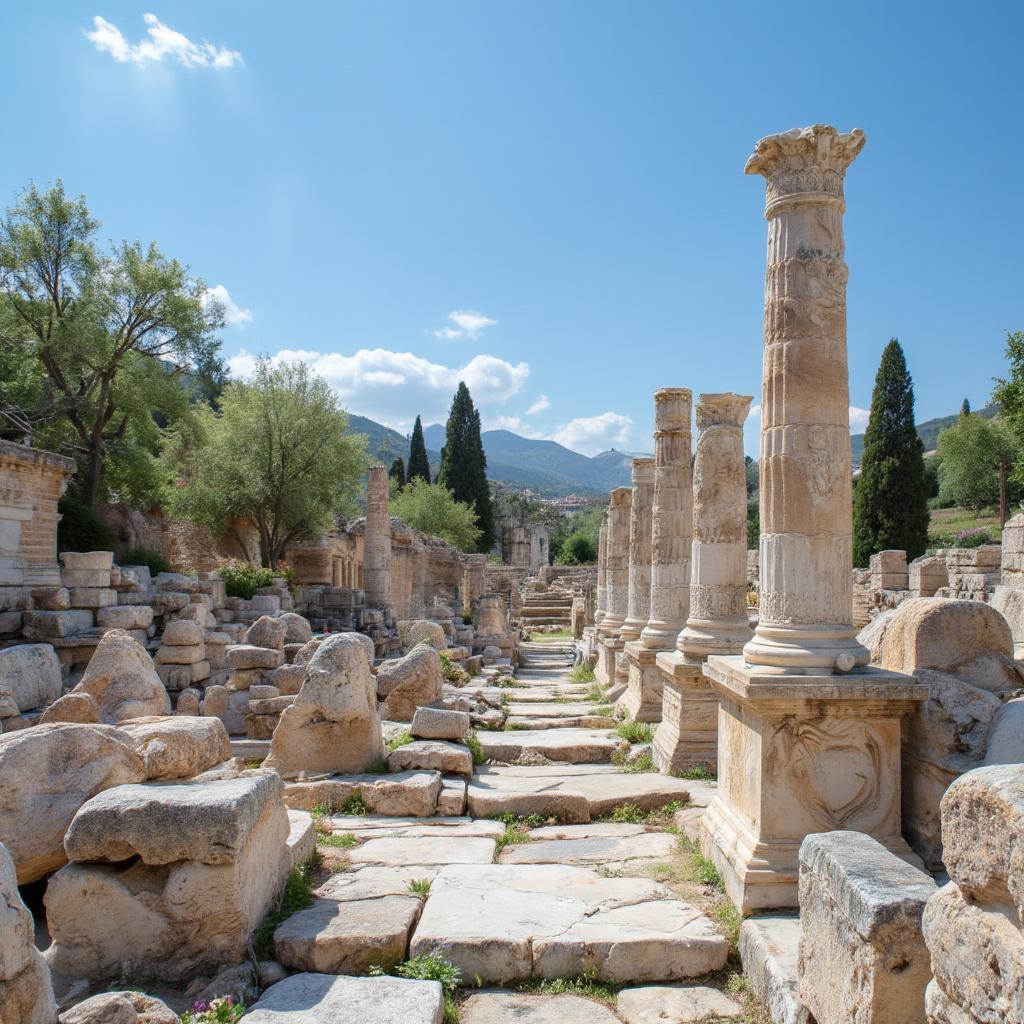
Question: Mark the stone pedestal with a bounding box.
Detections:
[701,656,928,913]
[621,642,662,722]
[652,651,716,773]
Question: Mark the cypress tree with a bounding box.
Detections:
[389,457,406,488]
[960,397,971,417]
[407,415,431,484]
[437,382,495,552]
[852,339,930,566]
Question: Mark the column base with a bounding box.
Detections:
[617,642,664,723]
[701,654,928,914]
[651,651,718,775]
[596,637,625,690]
[742,622,870,674]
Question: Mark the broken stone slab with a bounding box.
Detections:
[475,728,624,764]
[161,619,203,646]
[506,714,617,730]
[118,715,232,781]
[347,834,497,866]
[67,587,116,609]
[246,615,287,651]
[797,831,937,1024]
[0,643,62,718]
[0,723,146,884]
[409,863,728,983]
[499,831,678,865]
[411,705,471,741]
[31,586,70,610]
[65,771,286,866]
[388,739,474,776]
[528,822,648,840]
[60,551,113,571]
[273,895,422,974]
[58,991,178,1023]
[460,990,621,1024]
[616,985,744,1022]
[738,915,812,1024]
[267,664,305,695]
[377,646,444,721]
[283,770,441,818]
[241,973,444,1023]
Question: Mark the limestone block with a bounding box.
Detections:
[61,570,112,588]
[251,594,281,614]
[278,612,313,644]
[284,770,440,818]
[462,991,620,1024]
[249,684,281,701]
[0,723,145,883]
[119,715,231,781]
[161,619,203,646]
[438,776,467,816]
[58,991,178,1023]
[227,645,284,671]
[267,664,305,695]
[67,587,116,608]
[616,986,743,1023]
[175,688,201,716]
[203,686,249,736]
[0,643,62,717]
[151,592,190,615]
[411,706,471,741]
[71,629,170,723]
[0,840,57,1024]
[797,831,936,1024]
[96,604,154,630]
[40,692,101,725]
[60,551,113,572]
[246,615,287,650]
[155,643,205,665]
[403,619,447,652]
[265,633,385,776]
[22,609,93,640]
[31,586,70,610]
[387,740,473,776]
[156,661,210,690]
[377,646,443,722]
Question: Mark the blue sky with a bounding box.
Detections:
[4,2,1021,456]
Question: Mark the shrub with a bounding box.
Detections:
[182,996,245,1023]
[57,493,115,553]
[465,730,485,766]
[555,531,597,565]
[462,612,473,625]
[394,951,462,1023]
[953,527,993,548]
[123,546,170,576]
[217,560,275,600]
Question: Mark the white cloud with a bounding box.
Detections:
[527,394,550,415]
[432,309,497,340]
[848,406,871,432]
[86,13,242,69]
[204,284,253,327]
[228,347,529,432]
[554,412,634,456]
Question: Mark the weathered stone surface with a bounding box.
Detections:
[186,962,259,1011]
[60,551,112,571]
[287,810,315,869]
[617,985,743,1022]
[31,586,70,611]
[0,841,57,1024]
[0,643,61,717]
[798,831,936,1024]
[155,643,205,665]
[378,646,444,721]
[461,991,620,1024]
[161,619,203,646]
[65,772,286,865]
[499,830,678,866]
[242,973,444,1023]
[388,740,473,776]
[277,613,313,645]
[983,698,1024,765]
[267,664,305,695]
[0,723,146,883]
[348,834,496,866]
[265,633,384,776]
[22,609,93,641]
[58,991,178,1023]
[96,604,154,631]
[119,715,232,780]
[246,616,287,651]
[39,691,101,724]
[316,864,441,902]
[438,776,467,815]
[71,630,170,723]
[410,863,728,983]
[227,645,284,671]
[273,895,421,974]
[175,688,201,716]
[284,770,440,818]
[475,728,623,764]
[738,915,811,1024]
[411,705,471,741]
[404,620,447,652]
[67,587,116,608]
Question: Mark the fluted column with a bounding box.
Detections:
[642,388,693,649]
[594,512,609,627]
[741,124,869,674]
[619,458,655,643]
[364,465,391,610]
[598,487,632,638]
[677,394,753,658]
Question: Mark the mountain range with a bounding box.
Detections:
[850,403,998,465]
[347,413,638,496]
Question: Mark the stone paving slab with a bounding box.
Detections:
[738,914,811,1024]
[617,984,744,1022]
[325,817,504,840]
[506,715,617,731]
[530,822,647,840]
[475,728,624,764]
[499,831,679,865]
[460,991,620,1023]
[504,702,607,717]
[347,835,497,866]
[409,863,728,983]
[316,864,440,901]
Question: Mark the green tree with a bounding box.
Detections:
[0,181,224,506]
[852,339,930,566]
[163,358,367,567]
[937,414,1016,515]
[961,397,971,417]
[389,457,406,488]
[407,415,431,484]
[747,496,760,550]
[554,531,597,565]
[390,478,481,551]
[437,382,494,552]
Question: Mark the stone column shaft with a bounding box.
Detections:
[598,488,632,638]
[363,466,391,610]
[620,458,656,643]
[595,513,609,626]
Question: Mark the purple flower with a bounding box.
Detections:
[191,1001,210,1012]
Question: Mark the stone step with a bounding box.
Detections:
[498,827,679,869]
[475,727,625,765]
[505,715,617,731]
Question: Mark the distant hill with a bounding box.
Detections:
[347,414,442,473]
[850,403,999,465]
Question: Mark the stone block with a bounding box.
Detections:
[162,619,203,646]
[388,740,473,776]
[227,644,284,671]
[96,604,154,630]
[62,569,112,589]
[60,551,113,572]
[156,660,210,690]
[119,715,232,781]
[31,586,69,610]
[22,609,93,640]
[284,770,441,818]
[155,643,206,665]
[797,830,936,1024]
[411,706,471,741]
[0,643,62,717]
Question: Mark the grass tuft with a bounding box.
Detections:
[493,812,543,851]
[568,662,596,683]
[677,763,716,781]
[615,720,654,744]
[512,972,621,1005]
[584,682,608,702]
[337,792,370,816]
[465,730,486,765]
[394,951,462,1023]
[408,878,432,896]
[251,858,318,959]
[318,832,358,849]
[386,730,414,752]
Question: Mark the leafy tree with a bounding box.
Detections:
[389,457,406,488]
[747,496,760,550]
[548,503,603,562]
[852,339,930,566]
[163,358,367,567]
[0,181,224,506]
[437,382,494,552]
[554,531,597,565]
[407,415,431,484]
[390,478,481,551]
[937,413,1016,515]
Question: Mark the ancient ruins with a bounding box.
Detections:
[2,123,1021,1024]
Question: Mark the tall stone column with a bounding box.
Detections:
[619,458,655,643]
[701,126,927,914]
[596,486,632,689]
[653,393,751,767]
[594,512,609,627]
[363,465,391,611]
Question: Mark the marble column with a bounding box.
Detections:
[363,465,391,611]
[619,458,655,643]
[594,512,609,628]
[653,393,751,768]
[596,486,632,689]
[701,126,927,914]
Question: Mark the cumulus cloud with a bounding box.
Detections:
[228,347,529,432]
[204,284,252,327]
[554,412,634,456]
[848,406,871,432]
[86,13,242,68]
[432,309,497,340]
[526,394,550,415]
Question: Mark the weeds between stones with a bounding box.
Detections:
[465,730,486,765]
[611,748,656,773]
[676,762,716,781]
[512,971,621,1005]
[492,812,544,851]
[251,857,318,959]
[569,662,597,683]
[584,682,608,702]
[386,730,414,752]
[318,832,358,849]
[375,951,461,1023]
[615,720,654,744]
[408,878,432,896]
